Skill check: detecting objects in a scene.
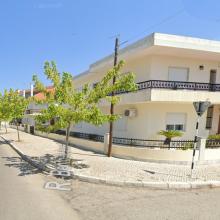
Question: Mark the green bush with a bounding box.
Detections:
[158,130,183,140]
[208,134,220,140]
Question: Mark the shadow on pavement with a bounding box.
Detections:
[2,156,41,176]
[0,139,16,145]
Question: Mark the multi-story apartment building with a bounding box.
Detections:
[73,33,220,140]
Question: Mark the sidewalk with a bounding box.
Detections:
[1,128,220,188]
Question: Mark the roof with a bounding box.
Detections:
[20,85,54,94]
[34,86,54,101]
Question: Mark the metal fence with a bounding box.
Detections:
[112,137,194,150]
[137,80,220,91]
[53,130,195,150]
[114,80,220,95]
[70,131,104,142]
[54,130,66,135]
[206,139,220,148]
[53,130,104,142]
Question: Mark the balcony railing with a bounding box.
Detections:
[112,137,194,149]
[115,80,220,95]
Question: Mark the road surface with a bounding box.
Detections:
[0,140,79,220]
[60,179,220,220]
[1,138,220,220]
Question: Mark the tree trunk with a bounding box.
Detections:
[164,137,171,149]
[168,138,171,150]
[5,122,7,134]
[16,123,20,142]
[65,124,71,159]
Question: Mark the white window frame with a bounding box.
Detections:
[168,66,189,82]
[165,113,187,132]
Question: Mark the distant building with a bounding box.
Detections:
[21,85,54,131]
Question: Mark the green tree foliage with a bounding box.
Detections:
[33,61,137,158]
[208,134,220,140]
[0,90,13,133]
[158,130,183,148]
[0,93,4,131]
[158,130,183,140]
[0,89,29,140]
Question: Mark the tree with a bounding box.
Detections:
[0,89,29,140]
[8,89,29,141]
[158,130,183,148]
[0,90,13,134]
[0,93,3,131]
[33,61,137,159]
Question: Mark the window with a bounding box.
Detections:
[166,113,186,131]
[206,106,214,129]
[166,124,184,131]
[168,67,189,81]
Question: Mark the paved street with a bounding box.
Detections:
[1,138,220,220]
[0,140,79,220]
[61,180,220,220]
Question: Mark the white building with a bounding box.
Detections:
[73,33,220,140]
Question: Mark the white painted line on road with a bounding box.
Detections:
[44,182,71,191]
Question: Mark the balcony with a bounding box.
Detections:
[109,80,220,105]
[117,80,220,94]
[139,80,220,91]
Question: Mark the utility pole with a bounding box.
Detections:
[108,37,119,157]
[191,107,200,177]
[191,101,211,177]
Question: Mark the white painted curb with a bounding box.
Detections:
[73,174,220,189]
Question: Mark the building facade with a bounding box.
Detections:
[73,33,220,140]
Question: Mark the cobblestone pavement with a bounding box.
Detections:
[1,128,220,183]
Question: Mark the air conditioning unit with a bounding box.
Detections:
[124,109,137,117]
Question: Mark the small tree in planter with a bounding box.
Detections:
[33,61,137,159]
[158,130,183,149]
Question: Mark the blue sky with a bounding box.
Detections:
[1,0,220,92]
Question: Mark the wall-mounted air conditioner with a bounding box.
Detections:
[124,109,137,117]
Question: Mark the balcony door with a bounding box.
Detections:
[168,67,189,82]
[210,70,216,84]
[218,116,220,134]
[209,69,216,91]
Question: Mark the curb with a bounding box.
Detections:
[2,135,220,190]
[0,136,50,173]
[73,174,220,189]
